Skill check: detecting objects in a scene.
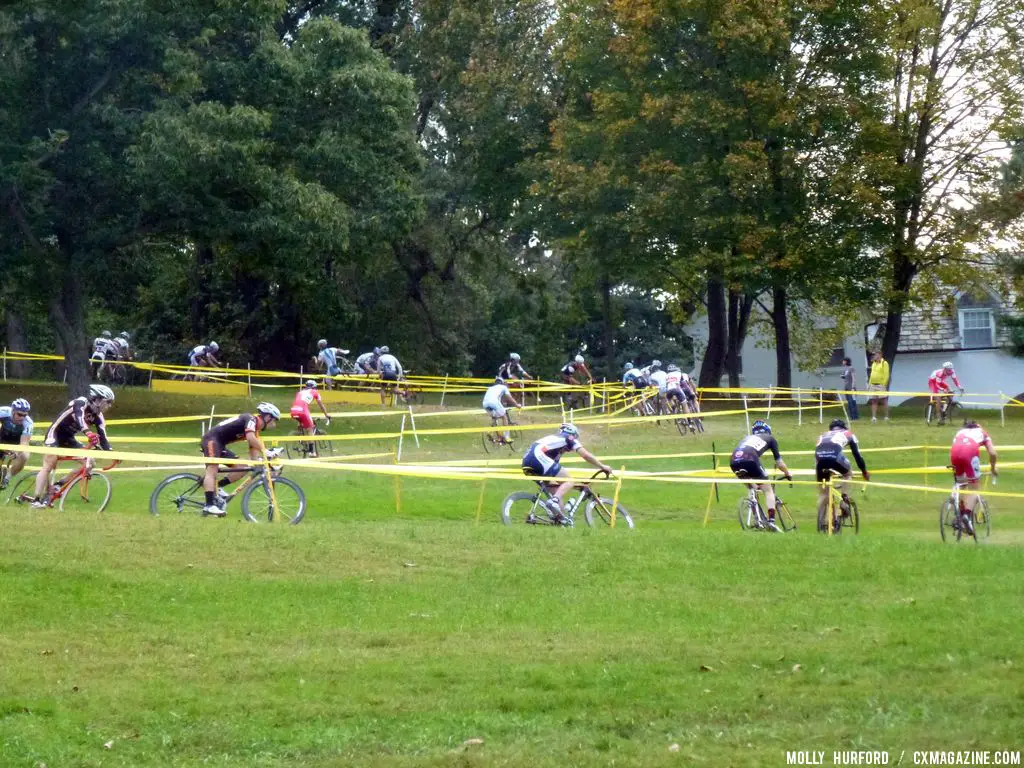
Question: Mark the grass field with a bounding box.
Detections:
[1,383,1022,767]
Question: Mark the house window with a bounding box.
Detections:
[825,346,845,367]
[959,309,994,348]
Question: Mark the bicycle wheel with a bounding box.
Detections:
[675,412,689,437]
[840,499,859,534]
[501,491,556,526]
[481,430,494,454]
[737,496,761,530]
[776,500,797,532]
[939,498,960,542]
[241,475,306,524]
[507,423,521,445]
[149,473,205,517]
[59,472,112,513]
[584,496,634,529]
[972,498,991,541]
[693,414,705,433]
[926,402,934,425]
[5,472,40,505]
[315,427,335,457]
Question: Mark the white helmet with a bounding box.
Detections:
[10,398,30,412]
[574,355,584,364]
[256,402,281,420]
[380,345,390,354]
[101,330,112,339]
[317,339,328,348]
[942,361,953,370]
[305,379,317,388]
[119,331,130,340]
[652,360,662,369]
[208,341,219,352]
[509,352,521,361]
[89,384,115,402]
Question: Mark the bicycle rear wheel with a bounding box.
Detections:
[939,498,960,542]
[972,498,991,541]
[501,491,556,526]
[241,475,306,524]
[59,472,112,513]
[840,499,859,534]
[149,473,205,517]
[315,426,335,457]
[584,496,634,529]
[737,496,762,530]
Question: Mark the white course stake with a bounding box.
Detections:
[408,405,419,448]
[396,414,407,462]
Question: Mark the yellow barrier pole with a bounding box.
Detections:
[610,466,625,528]
[702,482,716,527]
[826,476,834,537]
[475,477,487,524]
[262,449,281,522]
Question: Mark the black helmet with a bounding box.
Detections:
[829,418,847,430]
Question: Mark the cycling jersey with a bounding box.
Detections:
[559,363,576,383]
[814,428,867,481]
[377,353,403,381]
[950,426,991,482]
[201,413,260,460]
[622,368,647,387]
[44,397,111,451]
[649,370,668,393]
[522,433,582,477]
[498,361,530,380]
[483,383,512,416]
[928,367,961,393]
[729,434,781,480]
[290,389,322,430]
[0,406,33,445]
[189,345,217,366]
[317,347,342,376]
[355,352,377,373]
[92,338,118,359]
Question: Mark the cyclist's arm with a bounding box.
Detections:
[848,439,868,478]
[767,437,791,479]
[93,414,112,451]
[984,438,998,474]
[317,397,330,420]
[245,431,266,459]
[577,446,612,475]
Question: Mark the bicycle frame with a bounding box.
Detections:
[43,454,120,506]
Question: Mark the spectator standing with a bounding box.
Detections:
[868,351,890,422]
[840,357,859,420]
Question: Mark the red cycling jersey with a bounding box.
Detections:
[950,426,992,482]
[928,367,961,394]
[290,388,322,429]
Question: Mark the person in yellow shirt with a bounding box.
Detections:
[868,351,890,422]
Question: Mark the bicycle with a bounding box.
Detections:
[284,419,334,460]
[926,391,963,425]
[501,470,633,528]
[149,455,306,524]
[939,470,991,543]
[482,409,520,454]
[0,450,16,491]
[818,468,859,535]
[735,473,796,532]
[670,397,704,436]
[6,451,119,512]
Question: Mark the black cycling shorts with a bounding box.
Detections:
[730,458,768,481]
[815,456,850,482]
[381,370,399,382]
[201,438,238,461]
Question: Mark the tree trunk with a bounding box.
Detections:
[879,253,918,369]
[190,241,214,341]
[699,277,726,388]
[4,308,29,379]
[48,268,90,396]
[772,285,792,389]
[600,275,615,381]
[725,289,753,389]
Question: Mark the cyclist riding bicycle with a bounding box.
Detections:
[560,354,593,385]
[664,364,687,409]
[949,419,998,532]
[729,420,793,532]
[291,380,332,458]
[315,339,350,385]
[115,331,131,360]
[521,423,613,525]
[90,330,119,378]
[0,398,34,489]
[498,353,532,386]
[647,361,669,412]
[622,362,648,389]
[31,384,115,507]
[483,377,522,444]
[376,346,404,405]
[199,402,281,517]
[928,362,963,425]
[814,418,870,533]
[188,341,221,370]
[355,348,380,375]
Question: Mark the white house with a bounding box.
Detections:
[685,288,1024,408]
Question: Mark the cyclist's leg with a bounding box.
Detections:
[33,452,61,501]
[8,448,29,479]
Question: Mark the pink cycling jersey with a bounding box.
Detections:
[928,367,961,393]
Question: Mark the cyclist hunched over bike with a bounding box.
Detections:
[949,418,998,534]
[814,418,870,533]
[0,398,34,489]
[928,361,963,425]
[31,384,115,507]
[199,402,281,517]
[729,420,793,532]
[521,423,613,525]
[291,380,331,458]
[483,377,522,445]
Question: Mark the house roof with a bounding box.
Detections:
[896,287,1009,353]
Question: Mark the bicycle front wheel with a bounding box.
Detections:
[149,473,205,517]
[241,475,306,524]
[60,472,112,513]
[584,496,634,529]
[972,498,991,540]
[737,496,760,530]
[776,500,797,532]
[500,491,553,526]
[841,499,859,534]
[481,431,494,454]
[939,498,960,542]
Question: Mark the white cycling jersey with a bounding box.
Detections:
[649,370,668,393]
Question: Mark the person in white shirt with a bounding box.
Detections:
[483,377,522,444]
[375,346,404,405]
[648,361,668,414]
[520,424,613,524]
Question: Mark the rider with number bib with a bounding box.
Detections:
[291,380,331,458]
[199,403,281,518]
[949,419,998,534]
[31,385,114,507]
[729,420,793,532]
[927,361,963,425]
[814,418,870,533]
[521,423,613,525]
